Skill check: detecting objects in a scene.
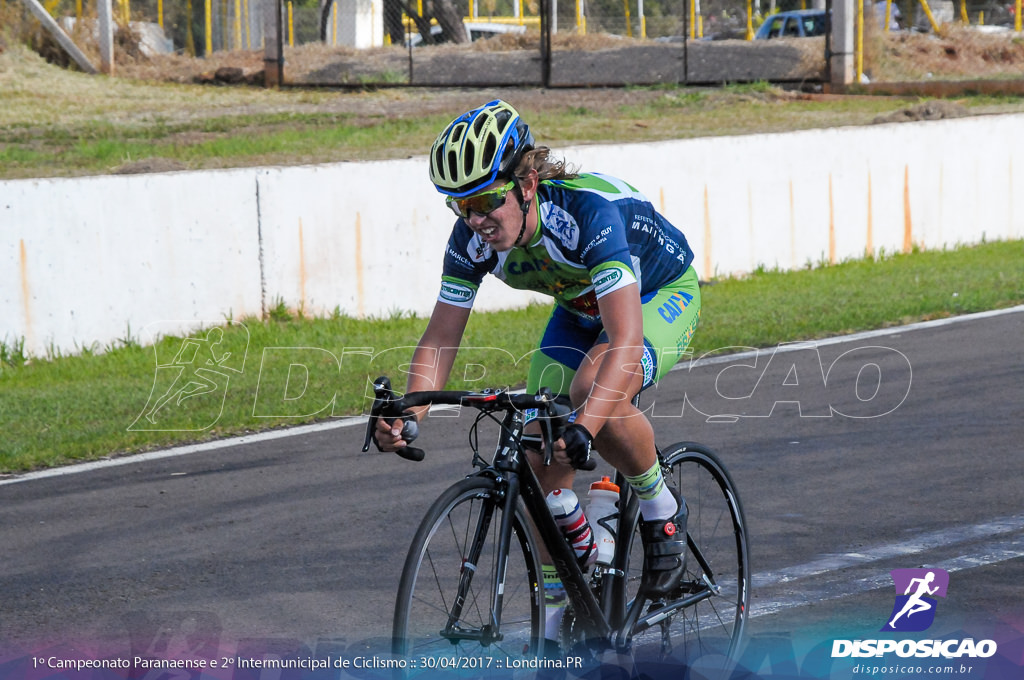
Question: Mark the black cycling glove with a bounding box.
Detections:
[561,423,594,469]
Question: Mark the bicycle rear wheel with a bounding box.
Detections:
[621,442,750,672]
[392,475,544,665]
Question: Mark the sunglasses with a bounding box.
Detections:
[447,181,515,218]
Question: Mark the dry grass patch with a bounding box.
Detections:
[868,25,1024,80]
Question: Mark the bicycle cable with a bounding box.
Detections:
[468,407,523,469]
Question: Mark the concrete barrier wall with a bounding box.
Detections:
[3,114,1022,357]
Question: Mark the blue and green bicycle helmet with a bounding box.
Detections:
[429,100,534,198]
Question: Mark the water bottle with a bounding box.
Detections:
[545,488,597,568]
[586,476,620,566]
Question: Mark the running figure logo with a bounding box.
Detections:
[882,568,949,632]
[130,323,249,432]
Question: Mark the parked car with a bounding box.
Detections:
[755,9,830,39]
[407,22,526,47]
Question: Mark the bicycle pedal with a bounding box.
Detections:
[673,579,700,596]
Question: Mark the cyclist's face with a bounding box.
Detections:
[461,175,536,251]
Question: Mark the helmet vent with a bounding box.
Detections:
[434,147,446,180]
[500,138,514,164]
[463,144,475,176]
[446,150,458,182]
[482,137,497,170]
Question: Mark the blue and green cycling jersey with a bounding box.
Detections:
[437,172,694,321]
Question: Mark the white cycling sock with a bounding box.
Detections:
[627,462,678,521]
[639,483,679,521]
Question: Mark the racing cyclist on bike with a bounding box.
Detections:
[374,100,702,648]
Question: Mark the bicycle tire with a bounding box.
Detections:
[392,475,545,665]
[620,442,750,673]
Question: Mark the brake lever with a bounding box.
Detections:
[535,388,556,466]
[361,376,393,453]
[361,376,426,462]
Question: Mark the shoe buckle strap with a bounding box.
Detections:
[646,540,686,556]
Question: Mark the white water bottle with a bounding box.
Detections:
[586,476,620,566]
[545,488,598,568]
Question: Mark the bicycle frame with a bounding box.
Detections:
[471,404,614,645]
[463,406,724,654]
[369,377,735,658]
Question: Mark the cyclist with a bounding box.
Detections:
[374,99,701,646]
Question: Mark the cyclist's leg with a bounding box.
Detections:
[569,342,685,597]
[572,266,700,475]
[575,266,702,596]
[524,306,601,652]
[525,305,602,494]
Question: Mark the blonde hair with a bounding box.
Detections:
[515,147,579,182]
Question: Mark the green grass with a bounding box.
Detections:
[1,240,1021,474]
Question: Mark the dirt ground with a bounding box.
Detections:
[111,33,826,88]
[110,25,1024,90]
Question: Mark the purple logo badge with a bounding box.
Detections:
[881,568,949,632]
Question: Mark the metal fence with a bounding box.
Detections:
[22,0,830,84]
[298,0,831,86]
[21,0,1024,88]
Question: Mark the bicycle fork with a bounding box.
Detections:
[440,474,520,647]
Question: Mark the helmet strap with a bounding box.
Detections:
[512,177,531,248]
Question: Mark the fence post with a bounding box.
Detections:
[541,0,551,86]
[264,0,284,86]
[682,0,689,83]
[829,0,855,89]
[96,0,114,72]
[205,0,212,53]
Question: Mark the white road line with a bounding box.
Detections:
[2,304,1022,487]
[750,533,1024,620]
[671,303,1024,370]
[752,514,1024,587]
[749,515,1024,620]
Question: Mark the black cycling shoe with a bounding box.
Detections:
[541,638,563,660]
[638,488,688,598]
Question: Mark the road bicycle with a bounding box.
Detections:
[362,376,750,677]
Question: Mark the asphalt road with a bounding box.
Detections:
[2,308,1022,676]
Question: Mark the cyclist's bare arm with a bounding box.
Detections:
[374,301,471,452]
[548,284,645,466]
[568,284,645,433]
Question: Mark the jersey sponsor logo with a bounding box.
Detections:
[580,226,613,259]
[507,259,552,276]
[447,246,473,267]
[439,281,475,304]
[467,233,491,263]
[592,267,623,296]
[540,203,580,250]
[640,345,656,387]
[566,291,600,320]
[658,290,694,324]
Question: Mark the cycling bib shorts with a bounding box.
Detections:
[526,265,701,396]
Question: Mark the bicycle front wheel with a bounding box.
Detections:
[392,474,544,664]
[622,442,750,670]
